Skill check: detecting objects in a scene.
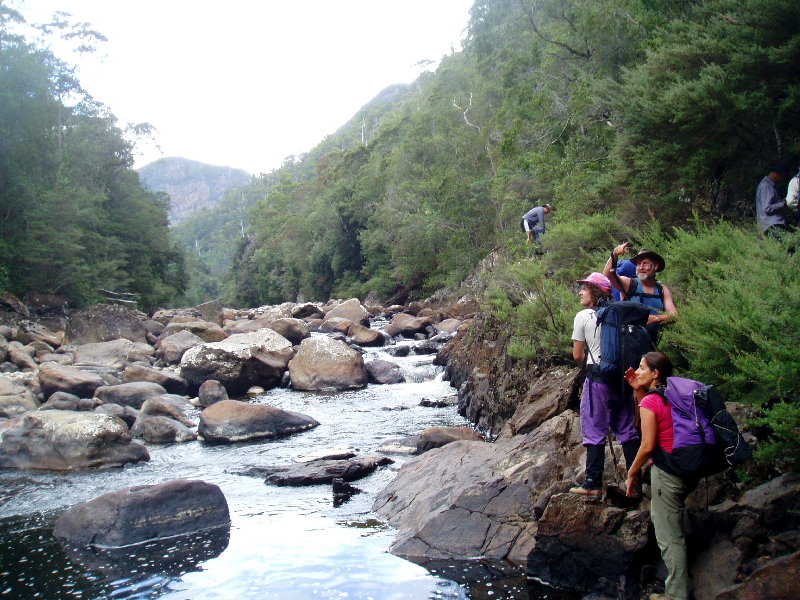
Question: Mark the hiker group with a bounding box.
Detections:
[570,243,750,600]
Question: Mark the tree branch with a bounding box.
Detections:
[517,0,591,60]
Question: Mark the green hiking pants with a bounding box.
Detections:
[650,465,690,600]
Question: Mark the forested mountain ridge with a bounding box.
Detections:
[138,157,251,225]
[205,0,799,309]
[0,4,186,312]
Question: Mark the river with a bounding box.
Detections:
[0,339,575,600]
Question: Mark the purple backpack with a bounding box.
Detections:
[651,376,722,479]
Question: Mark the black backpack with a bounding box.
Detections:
[592,301,654,389]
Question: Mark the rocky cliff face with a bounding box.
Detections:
[138,157,251,225]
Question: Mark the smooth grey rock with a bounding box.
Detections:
[0,376,39,417]
[156,330,205,364]
[266,318,310,345]
[247,454,393,486]
[198,400,318,443]
[121,364,189,395]
[0,410,149,470]
[365,359,405,385]
[73,339,154,372]
[198,380,228,408]
[53,479,229,547]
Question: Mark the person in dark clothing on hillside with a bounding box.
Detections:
[603,244,677,344]
[520,203,552,243]
[756,164,792,238]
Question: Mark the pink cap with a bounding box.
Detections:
[576,272,612,292]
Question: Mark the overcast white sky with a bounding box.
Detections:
[13,0,474,175]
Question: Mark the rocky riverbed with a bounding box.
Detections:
[0,292,797,600]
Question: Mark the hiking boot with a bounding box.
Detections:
[568,484,601,499]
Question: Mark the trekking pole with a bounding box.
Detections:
[606,430,623,484]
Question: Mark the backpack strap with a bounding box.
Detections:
[628,278,664,303]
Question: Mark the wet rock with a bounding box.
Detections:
[365,359,405,385]
[419,396,458,408]
[37,352,72,365]
[53,479,230,547]
[121,364,189,395]
[180,329,294,396]
[198,399,319,443]
[94,382,168,410]
[251,454,393,486]
[411,340,440,355]
[0,410,149,470]
[383,345,410,358]
[266,318,310,345]
[333,478,363,507]
[37,362,106,399]
[296,447,356,463]
[198,379,229,408]
[156,330,205,364]
[373,411,584,564]
[416,426,484,454]
[288,336,367,391]
[347,323,385,347]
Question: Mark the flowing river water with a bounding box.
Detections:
[0,339,577,600]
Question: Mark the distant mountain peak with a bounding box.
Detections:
[138,157,251,225]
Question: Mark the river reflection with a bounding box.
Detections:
[0,344,577,600]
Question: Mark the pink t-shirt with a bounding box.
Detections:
[640,392,674,453]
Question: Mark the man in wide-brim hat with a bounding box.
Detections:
[603,243,677,342]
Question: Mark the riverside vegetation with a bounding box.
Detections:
[1,1,799,597]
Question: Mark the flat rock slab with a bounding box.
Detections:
[53,479,230,548]
[198,400,319,443]
[242,454,394,486]
[0,410,149,470]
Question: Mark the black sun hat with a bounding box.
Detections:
[630,249,665,272]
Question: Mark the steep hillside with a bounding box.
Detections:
[138,157,251,225]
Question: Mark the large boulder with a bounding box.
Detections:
[180,329,294,395]
[288,337,368,391]
[373,410,584,564]
[716,550,800,600]
[0,410,149,470]
[291,303,324,319]
[37,362,107,399]
[198,400,319,443]
[94,382,168,410]
[53,479,230,547]
[323,298,369,327]
[155,330,205,364]
[73,339,154,372]
[526,493,650,597]
[0,375,39,417]
[66,304,155,345]
[194,300,224,326]
[151,307,202,325]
